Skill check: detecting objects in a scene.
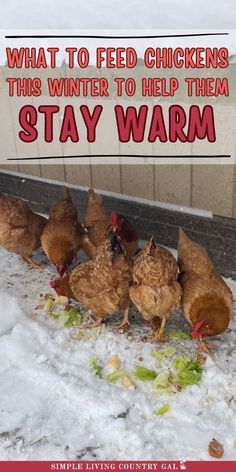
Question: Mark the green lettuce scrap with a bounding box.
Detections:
[152,347,177,368]
[152,346,176,361]
[168,330,190,340]
[177,361,202,386]
[48,312,60,320]
[172,356,203,386]
[152,351,165,363]
[106,358,135,388]
[162,346,176,357]
[44,296,81,328]
[89,358,103,378]
[106,368,126,383]
[64,308,82,328]
[154,403,171,416]
[172,355,191,371]
[154,371,172,388]
[71,326,102,340]
[43,298,55,313]
[133,365,157,381]
[152,370,176,396]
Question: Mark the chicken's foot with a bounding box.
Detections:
[116,308,130,331]
[82,316,104,329]
[21,256,42,270]
[198,341,215,357]
[148,317,167,343]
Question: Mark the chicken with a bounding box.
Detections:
[41,187,84,276]
[129,237,181,341]
[82,188,138,259]
[0,193,47,268]
[178,228,233,354]
[50,231,133,329]
[81,188,110,258]
[111,211,138,257]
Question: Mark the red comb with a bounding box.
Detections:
[192,320,207,340]
[50,279,57,289]
[111,211,117,225]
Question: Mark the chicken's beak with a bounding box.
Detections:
[192,320,209,340]
[56,265,65,278]
[56,287,64,296]
[50,279,57,289]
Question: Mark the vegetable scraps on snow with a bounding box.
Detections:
[39,295,203,417]
[39,293,81,328]
[88,352,203,417]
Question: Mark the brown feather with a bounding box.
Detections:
[133,237,178,286]
[83,188,110,254]
[178,227,213,276]
[0,193,47,258]
[113,213,138,257]
[51,274,74,299]
[129,282,181,323]
[130,237,180,335]
[83,189,138,258]
[53,236,133,320]
[41,187,83,270]
[178,228,233,337]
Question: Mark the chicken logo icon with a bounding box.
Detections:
[179,461,187,470]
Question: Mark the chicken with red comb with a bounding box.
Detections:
[50,276,74,298]
[111,211,138,257]
[81,188,138,259]
[81,188,111,259]
[178,228,233,355]
[50,230,133,329]
[41,187,84,277]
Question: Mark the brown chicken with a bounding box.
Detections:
[41,187,84,277]
[81,188,110,258]
[111,211,138,257]
[82,188,138,258]
[178,228,233,354]
[129,237,181,341]
[0,193,47,268]
[50,231,133,329]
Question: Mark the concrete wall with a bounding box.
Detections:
[1,162,235,218]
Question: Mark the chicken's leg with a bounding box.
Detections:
[148,316,167,342]
[198,340,215,356]
[116,308,130,330]
[82,315,104,329]
[21,256,42,269]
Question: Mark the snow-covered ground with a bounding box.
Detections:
[0,243,236,461]
[0,0,236,29]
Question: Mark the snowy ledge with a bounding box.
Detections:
[0,168,212,218]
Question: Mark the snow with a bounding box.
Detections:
[1,0,236,460]
[0,242,236,461]
[0,1,236,29]
[0,292,24,336]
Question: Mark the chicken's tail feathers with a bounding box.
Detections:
[63,186,72,201]
[88,187,95,197]
[146,236,157,254]
[178,228,193,256]
[87,187,103,206]
[178,227,190,246]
